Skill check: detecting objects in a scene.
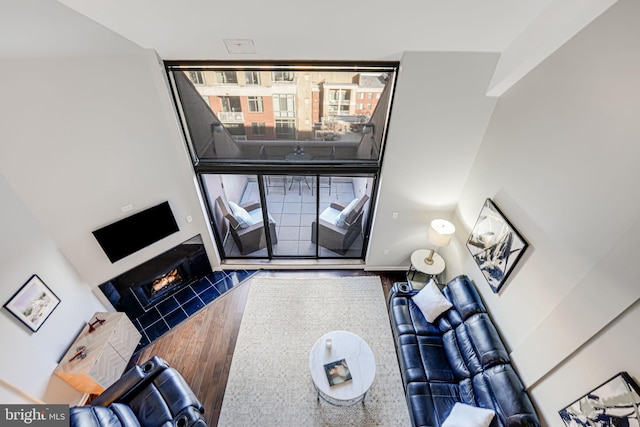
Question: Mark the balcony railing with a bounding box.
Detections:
[219,112,245,122]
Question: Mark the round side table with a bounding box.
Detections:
[408,249,445,289]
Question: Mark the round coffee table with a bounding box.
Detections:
[308,330,376,406]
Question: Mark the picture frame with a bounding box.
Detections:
[559,371,640,427]
[466,198,528,293]
[3,274,61,332]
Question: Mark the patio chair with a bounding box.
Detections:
[312,195,369,255]
[216,196,277,255]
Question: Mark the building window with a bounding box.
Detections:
[358,93,365,100]
[366,103,372,110]
[216,71,238,84]
[357,103,364,110]
[224,123,245,136]
[329,89,350,102]
[220,96,242,112]
[367,92,373,100]
[273,94,295,118]
[245,71,260,85]
[251,122,266,135]
[248,96,263,113]
[273,71,294,82]
[275,119,296,139]
[188,71,205,85]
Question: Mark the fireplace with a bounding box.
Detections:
[99,235,211,318]
[148,267,182,295]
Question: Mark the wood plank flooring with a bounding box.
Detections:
[134,270,405,426]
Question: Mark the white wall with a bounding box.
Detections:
[0,175,107,404]
[366,51,499,270]
[451,0,640,424]
[0,0,219,404]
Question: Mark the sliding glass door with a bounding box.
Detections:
[201,173,374,260]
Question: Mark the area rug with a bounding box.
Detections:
[217,275,411,426]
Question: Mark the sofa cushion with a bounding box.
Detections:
[474,364,540,427]
[69,404,140,427]
[397,334,455,385]
[389,294,442,337]
[442,403,495,427]
[413,281,452,323]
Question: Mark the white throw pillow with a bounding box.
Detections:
[441,403,495,427]
[335,198,359,228]
[412,280,452,323]
[228,201,254,229]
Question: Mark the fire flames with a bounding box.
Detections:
[151,268,180,293]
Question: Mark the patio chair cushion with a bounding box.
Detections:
[335,198,359,228]
[229,201,254,228]
[319,205,341,226]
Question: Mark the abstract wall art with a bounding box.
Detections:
[466,198,528,293]
[559,372,640,427]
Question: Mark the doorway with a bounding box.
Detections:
[201,173,374,260]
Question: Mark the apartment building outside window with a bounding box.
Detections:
[251,122,266,135]
[188,71,205,85]
[273,71,294,82]
[216,71,238,84]
[273,94,295,118]
[245,71,260,85]
[248,96,263,113]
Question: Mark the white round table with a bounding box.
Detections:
[308,330,376,406]
[411,248,445,275]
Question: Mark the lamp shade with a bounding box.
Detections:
[428,219,456,247]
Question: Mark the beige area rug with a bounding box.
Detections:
[217,276,411,426]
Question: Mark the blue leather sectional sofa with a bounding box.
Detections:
[388,275,540,427]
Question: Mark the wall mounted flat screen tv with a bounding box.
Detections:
[92,201,179,263]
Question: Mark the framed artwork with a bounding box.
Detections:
[559,372,640,427]
[3,274,61,332]
[466,198,528,293]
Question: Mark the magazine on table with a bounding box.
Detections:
[324,359,352,386]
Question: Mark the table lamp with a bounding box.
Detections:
[424,219,456,266]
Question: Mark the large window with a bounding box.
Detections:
[167,62,397,165]
[166,62,397,261]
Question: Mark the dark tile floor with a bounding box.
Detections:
[133,270,256,350]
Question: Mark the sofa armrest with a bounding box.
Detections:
[91,357,169,407]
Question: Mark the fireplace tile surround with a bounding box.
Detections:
[96,235,257,351]
[133,269,256,350]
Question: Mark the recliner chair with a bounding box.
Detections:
[69,356,206,427]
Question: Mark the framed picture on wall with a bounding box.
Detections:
[559,372,640,427]
[3,274,61,332]
[466,198,528,293]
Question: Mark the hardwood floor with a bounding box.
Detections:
[134,269,405,426]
